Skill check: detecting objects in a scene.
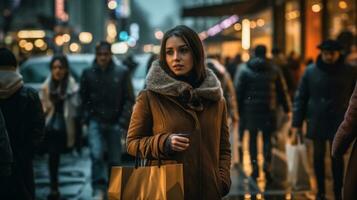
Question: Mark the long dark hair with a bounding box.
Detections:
[49,55,70,103]
[159,25,206,83]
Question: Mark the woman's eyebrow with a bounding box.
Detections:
[166,44,189,49]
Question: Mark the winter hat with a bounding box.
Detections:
[0,48,17,68]
[255,45,267,58]
[317,39,343,51]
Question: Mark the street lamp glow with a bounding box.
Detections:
[79,32,93,44]
[338,1,348,9]
[257,19,265,27]
[24,42,34,51]
[312,4,322,13]
[108,1,117,10]
[19,40,27,48]
[62,34,71,43]
[154,30,164,40]
[70,43,81,53]
[242,19,251,50]
[234,23,242,31]
[18,30,45,39]
[250,21,257,29]
[55,35,64,46]
[111,42,129,54]
[34,39,45,48]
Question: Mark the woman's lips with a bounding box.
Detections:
[173,64,184,70]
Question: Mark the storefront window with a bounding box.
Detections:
[328,0,356,38]
[285,0,301,56]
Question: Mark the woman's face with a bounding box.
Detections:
[165,36,193,76]
[51,60,67,81]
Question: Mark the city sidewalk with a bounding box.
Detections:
[34,149,92,200]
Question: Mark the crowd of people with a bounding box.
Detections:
[0,25,356,200]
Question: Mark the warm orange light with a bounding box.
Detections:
[338,1,348,9]
[24,42,34,51]
[312,4,322,13]
[234,23,242,31]
[55,35,64,46]
[256,19,265,27]
[250,21,257,29]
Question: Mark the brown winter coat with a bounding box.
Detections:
[332,81,357,200]
[127,61,231,200]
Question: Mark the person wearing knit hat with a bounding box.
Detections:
[0,48,23,99]
[0,48,45,200]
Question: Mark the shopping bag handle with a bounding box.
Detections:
[134,135,162,169]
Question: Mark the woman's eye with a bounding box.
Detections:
[180,48,189,53]
[166,50,173,55]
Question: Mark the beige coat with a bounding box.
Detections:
[40,76,79,148]
[127,61,231,200]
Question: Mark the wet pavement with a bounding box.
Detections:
[33,118,344,200]
[34,149,92,200]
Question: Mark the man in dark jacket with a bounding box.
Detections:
[79,41,135,198]
[292,40,357,200]
[0,48,45,200]
[235,45,292,182]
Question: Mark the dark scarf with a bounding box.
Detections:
[316,55,345,72]
[49,76,68,104]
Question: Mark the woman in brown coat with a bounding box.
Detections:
[127,25,231,200]
[332,81,357,200]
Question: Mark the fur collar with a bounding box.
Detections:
[146,60,223,103]
[43,75,78,96]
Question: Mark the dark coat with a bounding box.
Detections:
[0,86,45,200]
[79,61,135,128]
[235,57,291,131]
[332,81,357,200]
[292,56,357,139]
[127,61,231,200]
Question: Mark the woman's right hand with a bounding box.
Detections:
[169,134,190,152]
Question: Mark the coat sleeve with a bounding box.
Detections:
[276,68,292,113]
[219,99,231,196]
[27,89,45,150]
[126,91,171,160]
[118,68,135,130]
[292,68,310,128]
[332,81,357,157]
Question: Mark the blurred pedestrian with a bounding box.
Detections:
[332,81,357,200]
[207,58,239,166]
[292,39,357,200]
[126,25,231,199]
[79,41,135,199]
[235,45,292,182]
[287,51,302,88]
[206,58,239,126]
[0,48,45,200]
[226,53,242,80]
[272,47,295,100]
[40,55,79,200]
[123,54,138,74]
